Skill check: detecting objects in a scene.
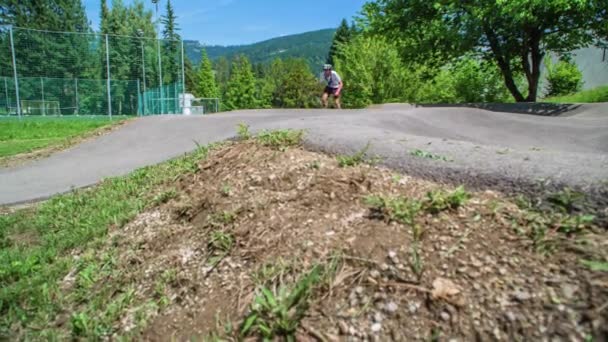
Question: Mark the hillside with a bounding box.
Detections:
[185,28,336,70]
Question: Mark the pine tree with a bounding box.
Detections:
[161,0,180,84]
[214,56,231,94]
[197,49,219,98]
[327,19,353,66]
[184,56,198,96]
[224,55,257,110]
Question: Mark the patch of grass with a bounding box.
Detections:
[209,210,237,227]
[152,188,178,205]
[209,231,235,253]
[0,116,128,158]
[581,260,608,272]
[220,183,232,197]
[365,195,422,227]
[337,142,371,167]
[0,143,212,339]
[410,149,451,162]
[547,187,585,214]
[424,186,471,214]
[256,129,304,151]
[542,84,608,103]
[241,265,322,340]
[252,259,294,286]
[410,243,424,279]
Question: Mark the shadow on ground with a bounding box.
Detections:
[415,102,580,116]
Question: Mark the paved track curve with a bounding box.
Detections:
[1,104,607,205]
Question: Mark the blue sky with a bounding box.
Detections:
[84,0,368,45]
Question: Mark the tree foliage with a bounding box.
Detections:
[545,56,584,97]
[197,49,219,98]
[360,0,607,102]
[224,55,258,110]
[327,19,354,66]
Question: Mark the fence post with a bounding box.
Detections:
[157,37,163,114]
[74,78,79,115]
[40,77,45,116]
[9,26,21,118]
[4,77,9,114]
[181,39,185,114]
[136,79,141,116]
[140,39,147,115]
[105,34,112,119]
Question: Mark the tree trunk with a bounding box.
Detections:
[525,32,544,102]
[484,27,526,102]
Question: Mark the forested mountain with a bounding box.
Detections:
[185,29,335,70]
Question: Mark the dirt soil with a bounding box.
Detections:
[92,141,606,341]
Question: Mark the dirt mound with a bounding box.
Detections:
[101,141,606,340]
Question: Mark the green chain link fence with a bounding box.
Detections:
[0,26,186,117]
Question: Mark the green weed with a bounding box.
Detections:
[581,260,608,272]
[209,231,235,253]
[547,188,585,213]
[337,142,371,167]
[241,266,322,340]
[256,129,304,151]
[152,188,178,205]
[237,123,251,140]
[424,186,471,214]
[365,195,422,227]
[410,149,451,162]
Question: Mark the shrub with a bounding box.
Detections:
[545,56,583,97]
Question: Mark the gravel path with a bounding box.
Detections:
[1,103,607,205]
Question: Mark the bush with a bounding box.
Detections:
[545,57,583,97]
[415,56,511,103]
[334,37,412,108]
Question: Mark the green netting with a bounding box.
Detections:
[0,26,186,116]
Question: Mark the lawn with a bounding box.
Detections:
[542,84,608,103]
[0,116,129,158]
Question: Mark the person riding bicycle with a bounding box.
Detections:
[321,64,343,109]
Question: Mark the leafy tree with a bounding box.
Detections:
[197,49,219,98]
[361,0,607,102]
[224,55,257,110]
[327,19,353,66]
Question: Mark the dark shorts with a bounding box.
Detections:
[324,86,341,98]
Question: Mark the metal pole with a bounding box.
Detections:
[40,77,45,116]
[180,39,185,114]
[105,34,112,119]
[4,77,9,114]
[9,27,21,118]
[74,78,79,115]
[136,79,141,116]
[141,39,147,115]
[157,38,163,114]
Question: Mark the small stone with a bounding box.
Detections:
[408,302,420,314]
[355,286,365,295]
[373,312,383,322]
[338,321,349,335]
[370,270,381,279]
[561,284,578,300]
[388,250,397,259]
[513,290,532,302]
[384,301,399,315]
[380,263,390,271]
[348,326,357,336]
[440,311,451,321]
[498,268,508,275]
[506,311,516,322]
[371,323,382,333]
